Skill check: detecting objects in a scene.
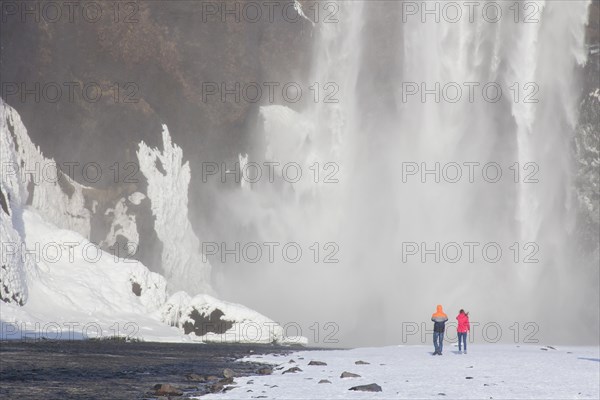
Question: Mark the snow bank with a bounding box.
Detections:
[1,104,300,345]
[137,125,212,295]
[1,208,299,343]
[161,292,307,345]
[0,208,180,341]
[21,209,167,315]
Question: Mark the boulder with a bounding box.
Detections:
[223,368,235,378]
[349,383,382,392]
[282,367,303,374]
[355,360,370,365]
[308,360,327,366]
[257,367,273,375]
[153,383,183,396]
[318,379,332,384]
[209,382,224,393]
[340,371,361,378]
[186,373,206,382]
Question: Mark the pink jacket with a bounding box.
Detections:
[457,313,470,333]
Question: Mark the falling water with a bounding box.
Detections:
[216,1,594,346]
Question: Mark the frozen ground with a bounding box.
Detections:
[201,344,600,399]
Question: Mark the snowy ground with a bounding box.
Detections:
[201,344,600,399]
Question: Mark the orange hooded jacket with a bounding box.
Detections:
[432,304,448,319]
[432,305,449,333]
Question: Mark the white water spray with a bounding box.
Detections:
[216,1,594,346]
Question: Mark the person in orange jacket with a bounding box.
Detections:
[457,309,470,354]
[431,304,448,355]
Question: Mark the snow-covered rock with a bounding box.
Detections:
[101,196,140,255]
[1,100,36,305]
[161,292,307,345]
[0,210,32,305]
[0,98,91,238]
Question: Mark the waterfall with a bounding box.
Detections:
[218,1,593,346]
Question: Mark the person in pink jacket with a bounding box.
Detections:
[456,309,470,354]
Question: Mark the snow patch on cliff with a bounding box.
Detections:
[101,197,139,254]
[0,99,91,238]
[137,125,212,296]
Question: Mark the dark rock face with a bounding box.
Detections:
[318,379,332,384]
[349,383,382,392]
[131,281,142,296]
[308,360,327,366]
[182,308,234,336]
[0,188,9,215]
[0,1,311,183]
[340,371,361,378]
[0,1,315,276]
[1,277,25,306]
[355,360,370,365]
[574,1,600,259]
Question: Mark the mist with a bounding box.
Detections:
[200,1,599,347]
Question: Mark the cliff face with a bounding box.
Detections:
[574,0,600,254]
[0,0,314,265]
[0,0,313,187]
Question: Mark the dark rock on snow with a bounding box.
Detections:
[340,371,361,378]
[308,360,327,366]
[349,383,382,392]
[257,367,273,375]
[282,367,303,374]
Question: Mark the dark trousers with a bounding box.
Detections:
[458,332,467,351]
[433,331,444,354]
